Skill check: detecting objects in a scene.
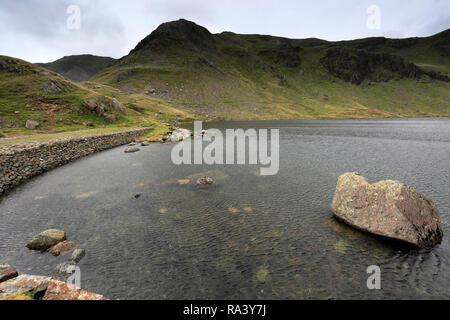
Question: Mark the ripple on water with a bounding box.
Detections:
[1,118,450,299]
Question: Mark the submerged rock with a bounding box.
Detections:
[0,274,105,300]
[26,229,66,251]
[332,172,443,248]
[196,176,215,186]
[52,262,77,282]
[170,128,192,143]
[0,264,18,283]
[125,146,140,153]
[0,275,49,300]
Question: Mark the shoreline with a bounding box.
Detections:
[0,127,152,198]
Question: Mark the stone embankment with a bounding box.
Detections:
[0,128,152,196]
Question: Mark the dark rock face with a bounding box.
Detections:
[332,173,443,248]
[42,79,74,93]
[320,46,449,85]
[25,120,40,130]
[0,264,18,283]
[131,19,215,52]
[26,229,66,251]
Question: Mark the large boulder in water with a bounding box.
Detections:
[332,172,443,248]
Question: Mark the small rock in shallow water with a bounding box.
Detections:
[196,176,215,186]
[43,279,105,300]
[27,229,66,251]
[70,249,86,264]
[141,141,150,146]
[0,264,18,283]
[125,147,140,153]
[48,240,76,257]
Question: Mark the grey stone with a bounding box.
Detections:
[25,120,40,130]
[70,249,86,264]
[332,172,443,248]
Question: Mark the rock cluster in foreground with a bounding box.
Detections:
[0,273,105,300]
[332,172,443,248]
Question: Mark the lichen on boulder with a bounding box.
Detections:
[332,172,443,248]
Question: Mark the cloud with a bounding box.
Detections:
[0,0,126,62]
[0,0,448,63]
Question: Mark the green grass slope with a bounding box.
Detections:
[92,19,450,120]
[38,55,116,82]
[0,56,193,138]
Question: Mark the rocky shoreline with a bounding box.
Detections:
[0,128,152,197]
[0,271,105,300]
[1,228,103,300]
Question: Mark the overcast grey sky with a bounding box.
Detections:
[0,0,448,63]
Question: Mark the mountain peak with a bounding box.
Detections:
[131,19,215,53]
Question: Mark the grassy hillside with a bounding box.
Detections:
[38,55,116,82]
[92,19,450,120]
[0,56,193,138]
[1,20,449,140]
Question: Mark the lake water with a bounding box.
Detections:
[1,118,449,300]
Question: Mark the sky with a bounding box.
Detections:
[0,0,449,63]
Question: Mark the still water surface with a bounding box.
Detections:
[1,118,449,299]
